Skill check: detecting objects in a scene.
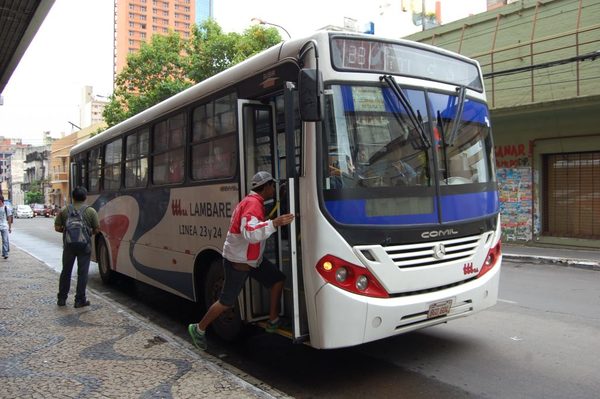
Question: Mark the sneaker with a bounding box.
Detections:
[188,324,207,350]
[265,318,280,333]
[74,300,91,308]
[57,299,66,307]
[2,256,7,259]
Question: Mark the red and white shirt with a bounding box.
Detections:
[222,192,277,267]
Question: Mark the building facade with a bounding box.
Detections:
[0,139,13,198]
[49,123,106,206]
[80,86,109,129]
[406,0,600,247]
[113,0,196,77]
[0,137,29,202]
[10,147,26,205]
[49,134,77,207]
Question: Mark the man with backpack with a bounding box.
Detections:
[54,187,100,308]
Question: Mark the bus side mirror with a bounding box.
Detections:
[298,69,323,122]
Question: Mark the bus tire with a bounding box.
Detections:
[97,239,115,285]
[204,258,243,341]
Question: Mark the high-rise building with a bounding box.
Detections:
[196,0,213,24]
[113,0,195,78]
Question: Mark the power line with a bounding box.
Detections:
[483,50,600,78]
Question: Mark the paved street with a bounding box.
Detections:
[6,217,600,398]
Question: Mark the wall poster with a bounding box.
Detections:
[497,167,532,242]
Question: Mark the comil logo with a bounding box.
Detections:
[421,229,459,239]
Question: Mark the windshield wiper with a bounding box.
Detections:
[447,85,466,146]
[379,75,430,148]
[436,110,450,179]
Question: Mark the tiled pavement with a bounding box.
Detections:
[0,247,289,399]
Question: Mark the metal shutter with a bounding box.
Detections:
[543,152,600,238]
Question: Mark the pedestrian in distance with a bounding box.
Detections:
[54,187,100,308]
[188,171,295,351]
[0,195,13,259]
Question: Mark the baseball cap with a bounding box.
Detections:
[250,171,276,189]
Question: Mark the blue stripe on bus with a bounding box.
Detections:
[440,191,499,222]
[325,191,498,225]
[325,199,438,225]
[440,98,489,124]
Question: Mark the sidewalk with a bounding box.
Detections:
[0,247,289,399]
[502,242,600,271]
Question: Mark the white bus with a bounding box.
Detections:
[70,31,501,349]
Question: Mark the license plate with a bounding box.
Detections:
[427,299,453,319]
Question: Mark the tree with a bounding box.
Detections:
[233,25,282,63]
[185,19,241,83]
[25,180,44,204]
[103,20,281,127]
[185,20,281,83]
[104,32,193,127]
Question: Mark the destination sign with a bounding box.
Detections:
[331,37,483,91]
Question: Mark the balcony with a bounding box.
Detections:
[51,172,68,183]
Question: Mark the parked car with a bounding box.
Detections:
[15,205,33,218]
[31,203,52,217]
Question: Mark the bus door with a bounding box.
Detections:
[238,97,307,342]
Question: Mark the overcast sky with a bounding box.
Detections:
[0,0,484,145]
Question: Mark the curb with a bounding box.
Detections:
[503,254,600,272]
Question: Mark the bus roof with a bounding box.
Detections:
[71,30,479,156]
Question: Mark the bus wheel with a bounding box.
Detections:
[204,259,243,341]
[97,239,115,284]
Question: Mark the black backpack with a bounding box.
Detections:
[64,205,91,252]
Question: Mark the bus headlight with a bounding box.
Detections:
[316,255,389,298]
[477,241,502,278]
[335,267,348,283]
[356,275,368,291]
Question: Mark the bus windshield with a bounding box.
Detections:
[322,83,495,225]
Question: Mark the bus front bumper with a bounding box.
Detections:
[312,258,501,349]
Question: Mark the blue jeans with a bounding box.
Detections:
[1,228,9,257]
[57,246,91,304]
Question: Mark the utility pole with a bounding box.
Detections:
[422,0,426,31]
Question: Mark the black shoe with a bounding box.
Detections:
[2,256,7,259]
[57,299,66,306]
[74,300,90,308]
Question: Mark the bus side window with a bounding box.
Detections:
[168,150,184,183]
[191,93,237,182]
[125,128,149,188]
[152,113,186,185]
[88,147,102,193]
